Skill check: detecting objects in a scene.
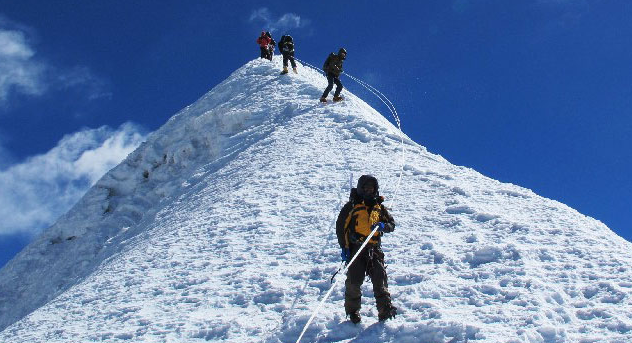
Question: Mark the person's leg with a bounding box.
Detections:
[368,248,392,312]
[368,247,396,320]
[344,247,367,314]
[333,76,344,97]
[289,55,297,69]
[281,54,289,73]
[260,47,267,59]
[321,74,334,99]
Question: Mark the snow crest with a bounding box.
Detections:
[1,57,631,342]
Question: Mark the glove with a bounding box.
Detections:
[373,222,386,233]
[341,248,350,261]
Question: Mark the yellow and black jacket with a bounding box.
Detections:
[336,189,395,249]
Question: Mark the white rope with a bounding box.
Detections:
[292,57,409,343]
[295,224,383,343]
[293,58,406,206]
[343,72,407,208]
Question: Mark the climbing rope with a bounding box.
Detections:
[294,57,406,206]
[293,57,408,343]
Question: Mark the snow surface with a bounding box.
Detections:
[1,56,631,343]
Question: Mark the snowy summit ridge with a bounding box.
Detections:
[1,57,631,343]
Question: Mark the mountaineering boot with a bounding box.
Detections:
[348,311,361,324]
[280,67,289,75]
[293,67,298,74]
[378,305,397,322]
[333,96,344,102]
[319,97,327,103]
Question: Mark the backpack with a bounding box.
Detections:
[280,35,294,53]
[349,188,360,205]
[343,188,384,246]
[323,53,336,72]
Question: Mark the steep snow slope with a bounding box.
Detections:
[1,57,631,343]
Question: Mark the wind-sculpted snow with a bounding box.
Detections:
[1,56,631,342]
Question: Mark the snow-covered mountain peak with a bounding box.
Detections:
[1,57,631,343]
[0,56,408,334]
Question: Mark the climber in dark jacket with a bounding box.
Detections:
[335,175,397,324]
[278,35,297,74]
[265,31,275,61]
[320,48,346,102]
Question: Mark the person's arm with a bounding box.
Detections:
[336,202,353,248]
[329,58,342,75]
[380,206,395,233]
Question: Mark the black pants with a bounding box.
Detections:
[322,72,343,98]
[344,244,391,314]
[260,46,268,59]
[267,46,274,60]
[283,52,296,68]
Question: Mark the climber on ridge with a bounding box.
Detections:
[320,48,346,103]
[256,31,271,60]
[336,175,398,324]
[278,34,297,74]
[265,31,275,61]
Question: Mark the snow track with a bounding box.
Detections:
[1,57,631,343]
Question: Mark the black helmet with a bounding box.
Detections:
[338,48,347,56]
[356,175,378,199]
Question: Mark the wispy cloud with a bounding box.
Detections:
[0,123,147,236]
[249,8,310,34]
[0,28,46,103]
[54,66,112,101]
[0,16,110,109]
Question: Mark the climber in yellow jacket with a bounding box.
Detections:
[335,175,397,324]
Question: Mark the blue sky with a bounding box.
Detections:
[0,0,630,268]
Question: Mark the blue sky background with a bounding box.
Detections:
[0,0,630,268]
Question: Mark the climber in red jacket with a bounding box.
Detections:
[256,31,272,60]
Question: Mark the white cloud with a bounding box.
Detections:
[0,17,109,108]
[249,8,309,34]
[0,28,46,102]
[54,66,112,101]
[0,123,147,236]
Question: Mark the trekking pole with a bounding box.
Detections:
[295,224,381,343]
